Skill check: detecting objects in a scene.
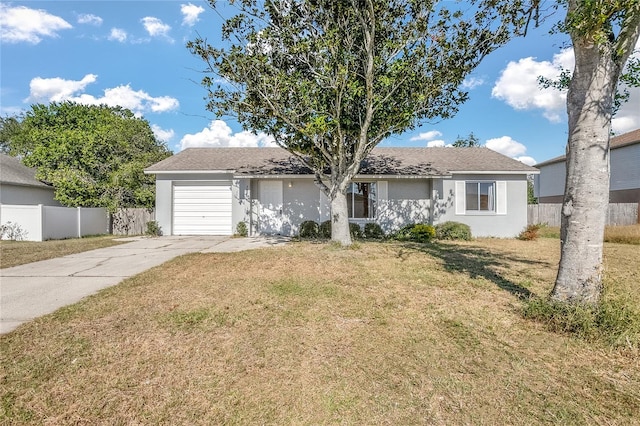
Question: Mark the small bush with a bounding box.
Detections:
[364,222,384,239]
[235,221,248,237]
[435,221,472,241]
[1,221,28,241]
[410,223,436,243]
[349,223,363,239]
[517,224,541,241]
[392,223,415,241]
[319,220,332,238]
[299,220,320,238]
[522,297,640,348]
[391,223,435,243]
[145,220,162,237]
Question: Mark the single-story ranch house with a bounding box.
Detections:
[145,147,538,238]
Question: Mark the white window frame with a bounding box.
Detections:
[455,180,507,215]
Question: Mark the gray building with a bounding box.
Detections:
[534,129,640,203]
[145,147,538,238]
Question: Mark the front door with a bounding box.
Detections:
[258,180,283,234]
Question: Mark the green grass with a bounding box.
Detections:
[1,239,639,424]
[0,235,124,268]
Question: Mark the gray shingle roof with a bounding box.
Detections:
[534,128,640,167]
[145,147,537,176]
[0,154,52,188]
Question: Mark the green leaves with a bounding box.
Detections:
[6,102,171,212]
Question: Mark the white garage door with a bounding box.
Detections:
[173,183,232,235]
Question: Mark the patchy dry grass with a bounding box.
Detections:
[0,236,124,269]
[1,239,639,424]
[539,223,640,245]
[605,224,640,245]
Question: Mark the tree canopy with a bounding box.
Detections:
[452,132,481,147]
[5,102,171,211]
[189,0,540,245]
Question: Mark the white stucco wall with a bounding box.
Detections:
[434,174,529,238]
[377,179,431,231]
[0,183,60,206]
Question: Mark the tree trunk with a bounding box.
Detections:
[330,190,352,246]
[550,37,619,305]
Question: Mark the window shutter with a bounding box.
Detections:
[377,181,388,201]
[455,181,465,215]
[496,181,507,215]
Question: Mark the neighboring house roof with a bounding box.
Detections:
[145,147,537,176]
[534,128,640,168]
[0,154,52,189]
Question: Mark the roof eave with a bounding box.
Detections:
[452,170,539,175]
[144,169,235,175]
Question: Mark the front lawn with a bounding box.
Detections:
[1,239,638,424]
[0,235,125,269]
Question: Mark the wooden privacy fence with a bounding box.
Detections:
[111,208,155,236]
[528,203,639,227]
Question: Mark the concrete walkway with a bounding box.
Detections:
[0,236,289,334]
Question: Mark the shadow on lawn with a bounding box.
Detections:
[400,242,548,299]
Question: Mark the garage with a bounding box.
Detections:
[172,183,232,235]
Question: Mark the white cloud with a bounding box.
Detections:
[410,130,442,142]
[26,75,179,115]
[485,136,527,157]
[152,124,175,142]
[28,74,98,102]
[108,28,127,42]
[141,16,172,41]
[0,4,72,44]
[485,136,536,165]
[462,76,485,90]
[181,3,205,26]
[492,49,574,123]
[180,120,276,150]
[514,156,537,166]
[77,14,102,26]
[427,140,446,147]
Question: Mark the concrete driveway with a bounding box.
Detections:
[0,236,288,334]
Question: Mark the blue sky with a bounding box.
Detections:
[1,1,639,165]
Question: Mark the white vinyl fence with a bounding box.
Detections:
[0,204,109,241]
[528,203,639,227]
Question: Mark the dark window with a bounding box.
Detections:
[466,182,495,211]
[348,182,377,218]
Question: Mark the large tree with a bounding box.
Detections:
[189,0,539,245]
[550,1,640,304]
[7,102,171,211]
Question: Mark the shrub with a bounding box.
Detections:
[235,221,248,237]
[299,220,320,238]
[522,297,640,348]
[435,221,472,241]
[364,222,384,239]
[410,223,436,243]
[391,223,435,243]
[392,223,415,241]
[517,224,541,241]
[1,221,28,241]
[319,220,332,238]
[349,223,363,239]
[145,220,162,236]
